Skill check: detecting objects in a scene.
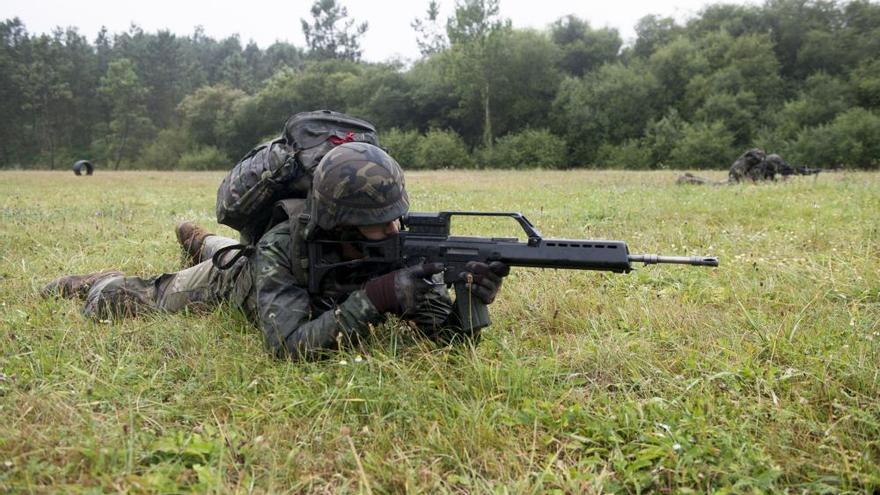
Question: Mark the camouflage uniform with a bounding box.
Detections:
[728,148,767,183]
[761,154,788,180]
[676,173,722,186]
[49,142,464,361]
[252,220,456,360]
[79,235,253,321]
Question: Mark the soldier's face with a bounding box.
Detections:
[357,219,401,240]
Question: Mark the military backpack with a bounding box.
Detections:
[215,110,379,244]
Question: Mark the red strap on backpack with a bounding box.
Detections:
[328,131,355,146]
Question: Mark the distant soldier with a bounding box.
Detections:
[678,149,809,186]
[676,173,723,186]
[728,148,766,183]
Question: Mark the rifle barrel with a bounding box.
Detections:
[629,254,719,267]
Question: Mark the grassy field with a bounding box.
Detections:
[1,169,878,493]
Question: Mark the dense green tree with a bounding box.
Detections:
[210,36,248,89]
[0,19,309,168]
[181,27,217,88]
[483,29,561,138]
[138,30,189,128]
[229,60,362,150]
[0,19,29,165]
[404,56,461,132]
[851,58,880,109]
[94,27,113,80]
[695,90,760,146]
[775,71,854,138]
[418,26,561,147]
[412,1,448,56]
[177,85,248,156]
[631,15,682,58]
[838,0,880,68]
[262,42,305,76]
[550,15,621,76]
[2,0,880,171]
[220,51,257,92]
[648,37,709,115]
[55,28,100,156]
[444,0,508,148]
[94,58,155,169]
[668,120,737,169]
[763,0,841,79]
[687,3,767,38]
[340,63,415,131]
[23,32,75,169]
[642,109,687,166]
[791,107,880,167]
[301,0,367,61]
[796,29,845,76]
[552,63,660,165]
[683,32,782,142]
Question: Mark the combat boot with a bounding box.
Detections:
[41,270,123,299]
[175,221,214,266]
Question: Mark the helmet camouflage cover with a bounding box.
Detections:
[310,142,409,231]
[745,148,766,163]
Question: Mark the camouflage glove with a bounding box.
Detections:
[364,263,445,315]
[458,261,510,305]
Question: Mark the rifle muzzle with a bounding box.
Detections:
[629,254,719,267]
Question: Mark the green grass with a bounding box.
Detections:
[1,169,878,493]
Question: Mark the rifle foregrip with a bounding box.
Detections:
[454,281,491,332]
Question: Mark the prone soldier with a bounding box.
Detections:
[42,143,510,360]
[728,148,767,183]
[677,148,781,185]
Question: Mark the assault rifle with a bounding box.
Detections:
[308,212,718,332]
[779,163,825,177]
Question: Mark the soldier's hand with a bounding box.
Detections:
[364,263,445,315]
[458,261,510,305]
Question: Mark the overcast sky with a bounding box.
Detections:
[2,0,759,62]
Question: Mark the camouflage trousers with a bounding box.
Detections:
[81,236,254,320]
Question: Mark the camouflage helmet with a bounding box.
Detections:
[745,148,766,163]
[309,142,409,232]
[764,153,784,165]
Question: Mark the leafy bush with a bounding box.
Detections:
[177,84,247,155]
[751,125,791,159]
[483,128,568,169]
[595,139,652,169]
[136,128,190,169]
[775,72,854,139]
[380,128,420,170]
[791,107,880,169]
[413,129,472,169]
[668,121,736,169]
[642,109,686,166]
[552,63,661,166]
[694,90,759,146]
[177,146,230,171]
[851,59,880,109]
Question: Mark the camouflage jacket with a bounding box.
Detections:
[248,221,457,361]
[761,154,788,180]
[728,149,767,183]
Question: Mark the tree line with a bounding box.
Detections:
[1,0,878,171]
